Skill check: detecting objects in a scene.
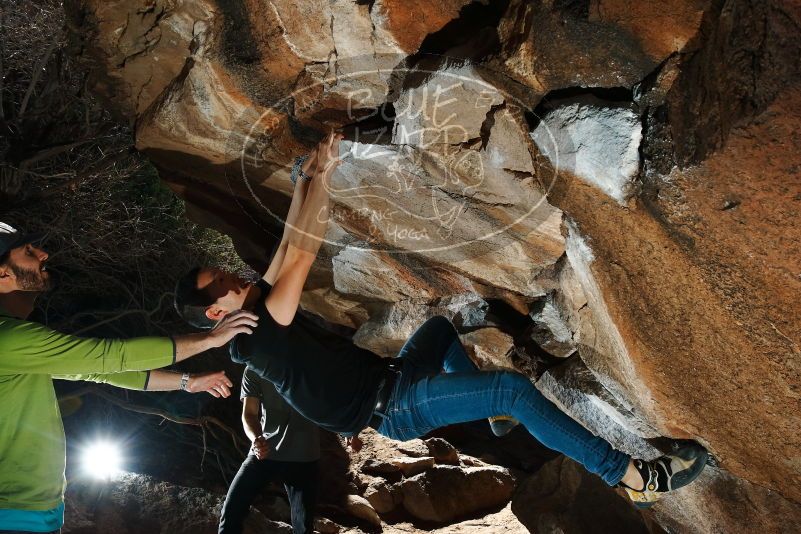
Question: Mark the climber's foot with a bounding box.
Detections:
[488,415,519,437]
[622,443,708,509]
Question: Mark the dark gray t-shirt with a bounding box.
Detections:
[241,368,321,462]
[232,280,387,436]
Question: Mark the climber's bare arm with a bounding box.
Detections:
[263,152,314,285]
[264,244,315,325]
[265,131,343,325]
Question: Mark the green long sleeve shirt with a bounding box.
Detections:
[0,310,175,511]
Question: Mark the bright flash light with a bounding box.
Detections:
[82,440,123,480]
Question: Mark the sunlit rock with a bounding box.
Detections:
[461,327,516,370]
[531,98,642,204]
[391,65,503,147]
[529,298,576,358]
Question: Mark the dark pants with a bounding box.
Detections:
[218,455,318,534]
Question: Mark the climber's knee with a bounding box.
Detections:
[495,370,532,392]
[422,315,456,333]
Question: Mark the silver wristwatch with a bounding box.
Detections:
[179,372,190,391]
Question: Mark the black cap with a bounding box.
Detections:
[0,222,45,258]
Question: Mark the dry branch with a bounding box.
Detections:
[60,385,248,452]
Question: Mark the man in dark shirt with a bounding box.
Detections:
[218,368,320,534]
[175,132,708,510]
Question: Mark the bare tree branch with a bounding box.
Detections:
[59,385,249,452]
[18,32,58,118]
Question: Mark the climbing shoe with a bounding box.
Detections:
[623,443,708,509]
[488,415,520,437]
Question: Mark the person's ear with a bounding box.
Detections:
[205,306,225,322]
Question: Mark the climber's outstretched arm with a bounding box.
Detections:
[262,152,314,285]
[264,132,343,325]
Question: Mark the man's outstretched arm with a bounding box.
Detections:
[173,310,258,361]
[265,132,343,326]
[55,370,234,398]
[144,370,233,397]
[0,310,257,375]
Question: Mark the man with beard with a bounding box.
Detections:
[0,222,258,534]
[176,132,709,511]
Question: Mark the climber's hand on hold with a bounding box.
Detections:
[316,130,344,182]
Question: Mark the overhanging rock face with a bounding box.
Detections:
[68,0,801,531]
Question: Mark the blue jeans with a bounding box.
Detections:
[376,316,631,486]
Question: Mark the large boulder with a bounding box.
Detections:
[492,0,707,97]
[544,85,801,503]
[400,465,515,524]
[68,0,801,532]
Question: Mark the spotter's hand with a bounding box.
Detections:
[207,310,259,347]
[251,436,271,460]
[186,371,233,398]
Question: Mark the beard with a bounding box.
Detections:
[10,261,53,291]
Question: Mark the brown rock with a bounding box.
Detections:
[395,439,430,458]
[392,64,504,147]
[64,473,225,533]
[494,0,661,95]
[344,494,382,528]
[511,456,658,534]
[589,0,708,61]
[351,304,425,356]
[372,0,472,53]
[546,85,801,505]
[425,437,460,466]
[400,465,515,524]
[655,465,801,534]
[299,286,369,329]
[333,247,473,302]
[70,0,216,119]
[70,1,801,531]
[313,517,341,534]
[654,0,801,166]
[362,459,402,477]
[461,327,516,370]
[390,456,436,477]
[363,479,403,515]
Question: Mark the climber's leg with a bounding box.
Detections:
[396,315,477,377]
[376,369,630,486]
[393,315,519,437]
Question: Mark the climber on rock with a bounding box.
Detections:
[0,222,257,534]
[174,131,708,510]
